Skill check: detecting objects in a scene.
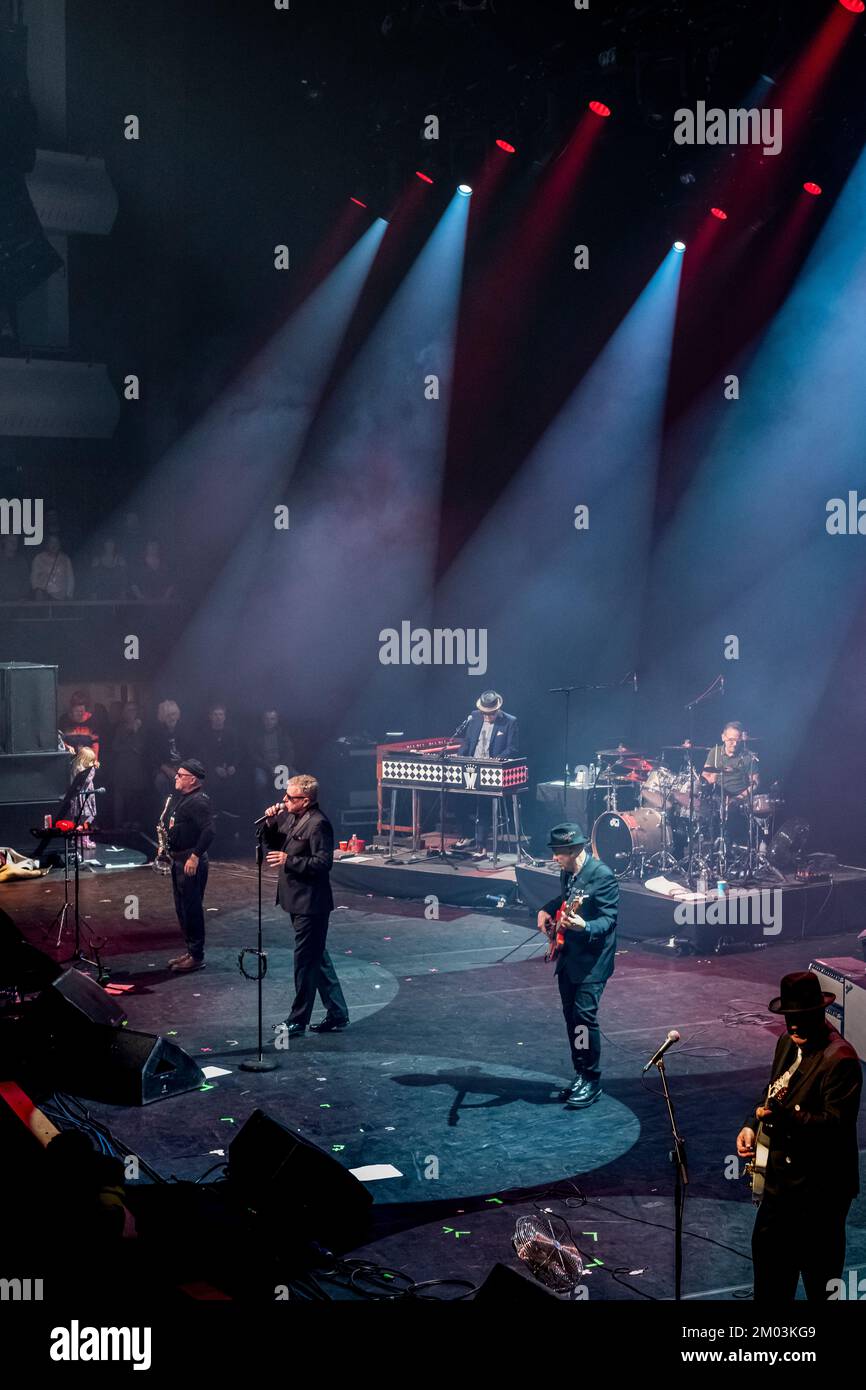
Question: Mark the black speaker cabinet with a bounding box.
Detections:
[36,968,128,1030]
[474,1262,559,1302]
[53,1027,206,1106]
[228,1107,372,1252]
[0,663,58,754]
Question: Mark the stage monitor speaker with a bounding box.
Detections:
[0,663,58,754]
[0,907,60,992]
[474,1262,559,1302]
[227,1107,372,1253]
[52,1027,206,1106]
[35,967,128,1031]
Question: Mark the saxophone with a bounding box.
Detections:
[153,795,173,874]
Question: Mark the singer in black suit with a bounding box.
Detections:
[262,774,349,1037]
[736,972,862,1301]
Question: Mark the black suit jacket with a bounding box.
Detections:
[542,853,619,984]
[745,1029,862,1200]
[457,710,518,759]
[263,804,334,916]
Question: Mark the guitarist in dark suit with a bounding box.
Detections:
[736,971,862,1301]
[537,823,619,1109]
[263,774,349,1038]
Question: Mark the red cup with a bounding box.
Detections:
[355,839,366,852]
[339,841,348,851]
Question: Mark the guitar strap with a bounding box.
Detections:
[754,1046,803,1175]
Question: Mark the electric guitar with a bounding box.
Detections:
[744,1071,794,1203]
[545,883,588,962]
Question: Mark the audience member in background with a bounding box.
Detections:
[198,703,242,845]
[111,702,148,829]
[60,691,102,762]
[130,539,175,601]
[150,699,185,802]
[0,534,32,600]
[88,538,127,600]
[250,707,296,801]
[30,533,74,600]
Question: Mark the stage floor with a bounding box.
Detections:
[5,857,866,1300]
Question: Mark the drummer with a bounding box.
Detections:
[702,722,759,842]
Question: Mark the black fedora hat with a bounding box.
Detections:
[768,970,835,1015]
[547,822,589,851]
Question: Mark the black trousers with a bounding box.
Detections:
[752,1191,852,1301]
[170,854,209,961]
[557,974,605,1080]
[287,912,349,1027]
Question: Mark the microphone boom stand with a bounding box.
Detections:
[239,821,278,1072]
[654,1055,689,1301]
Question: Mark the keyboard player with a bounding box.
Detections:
[455,690,519,847]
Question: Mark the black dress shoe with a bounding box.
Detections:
[560,1075,585,1100]
[309,1016,349,1033]
[565,1078,602,1109]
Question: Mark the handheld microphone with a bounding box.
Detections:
[642,1029,681,1074]
[254,806,282,827]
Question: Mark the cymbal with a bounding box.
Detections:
[597,748,650,759]
[662,744,709,751]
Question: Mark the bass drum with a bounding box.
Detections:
[591,809,662,877]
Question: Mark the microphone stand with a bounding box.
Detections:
[654,1056,689,1301]
[239,819,278,1073]
[684,677,723,887]
[427,721,468,869]
[550,675,638,819]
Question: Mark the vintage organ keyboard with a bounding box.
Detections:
[380,751,529,795]
[376,742,529,865]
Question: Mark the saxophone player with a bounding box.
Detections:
[161,759,214,973]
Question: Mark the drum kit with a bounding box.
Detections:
[587,743,783,886]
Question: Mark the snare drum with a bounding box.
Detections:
[591,808,663,877]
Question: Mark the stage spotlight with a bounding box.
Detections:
[673,240,686,252]
[710,207,728,220]
[457,184,473,196]
[803,181,823,196]
[838,0,864,14]
[589,100,611,118]
[415,171,434,184]
[495,139,516,154]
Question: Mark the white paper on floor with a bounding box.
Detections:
[349,1164,403,1181]
[201,1065,233,1079]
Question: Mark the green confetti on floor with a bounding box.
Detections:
[485,1198,503,1205]
[198,1083,214,1092]
[219,1115,236,1122]
[331,1144,345,1152]
[320,1103,331,1108]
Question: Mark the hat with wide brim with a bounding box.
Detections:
[768,970,835,1014]
[547,822,589,851]
[475,690,503,713]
